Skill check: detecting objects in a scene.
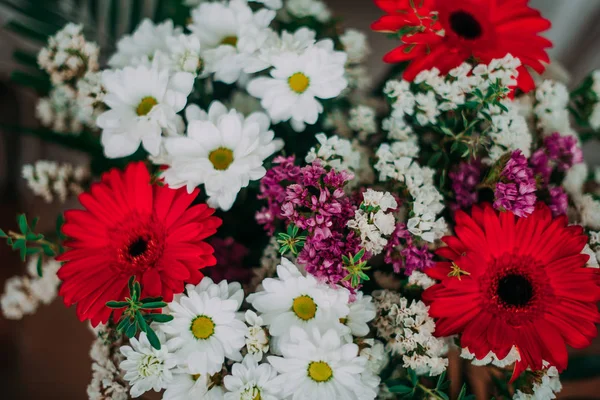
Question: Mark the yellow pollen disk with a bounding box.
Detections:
[292,295,317,321]
[288,72,310,94]
[136,96,158,116]
[191,315,215,339]
[307,361,333,382]
[209,147,235,171]
[221,36,238,47]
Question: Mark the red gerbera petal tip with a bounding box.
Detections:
[423,203,600,380]
[372,0,552,92]
[56,162,222,326]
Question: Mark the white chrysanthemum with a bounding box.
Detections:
[154,34,203,76]
[224,355,281,400]
[97,65,193,158]
[163,367,224,400]
[161,278,247,375]
[340,29,370,64]
[161,101,283,210]
[246,258,349,338]
[360,339,389,375]
[188,0,275,84]
[268,327,376,400]
[513,366,562,400]
[285,0,331,23]
[109,19,182,68]
[344,292,376,337]
[119,331,177,398]
[245,310,270,361]
[247,41,347,131]
[305,133,360,173]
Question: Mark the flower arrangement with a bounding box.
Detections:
[2,0,600,399]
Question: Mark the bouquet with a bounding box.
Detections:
[2,0,600,399]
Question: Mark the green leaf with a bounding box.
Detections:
[435,371,446,390]
[388,384,413,394]
[30,216,40,231]
[0,229,6,238]
[17,214,28,234]
[561,355,600,381]
[106,301,129,309]
[26,232,43,241]
[457,383,468,399]
[42,245,56,257]
[116,317,130,333]
[135,311,148,332]
[56,214,66,239]
[125,320,138,338]
[141,297,164,304]
[145,313,174,323]
[437,391,449,400]
[133,281,141,299]
[146,326,161,350]
[408,369,417,386]
[127,276,136,296]
[36,255,43,277]
[353,248,365,263]
[140,302,167,310]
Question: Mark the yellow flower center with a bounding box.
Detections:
[288,72,310,94]
[307,361,333,382]
[191,315,215,339]
[192,374,201,382]
[292,295,317,321]
[208,147,235,171]
[242,386,262,400]
[221,35,238,47]
[136,96,158,116]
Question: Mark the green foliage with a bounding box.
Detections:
[108,276,173,350]
[277,224,307,256]
[386,369,475,400]
[342,248,371,288]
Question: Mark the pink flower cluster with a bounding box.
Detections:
[256,157,362,288]
[384,223,434,275]
[531,132,584,183]
[449,160,482,211]
[493,150,537,217]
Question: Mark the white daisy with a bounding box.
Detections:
[109,19,182,68]
[97,65,193,158]
[163,367,225,400]
[162,101,283,210]
[344,292,376,338]
[119,331,177,398]
[154,34,204,76]
[247,41,347,131]
[246,258,349,338]
[223,355,281,400]
[188,0,275,84]
[245,310,270,361]
[160,277,247,375]
[268,327,376,400]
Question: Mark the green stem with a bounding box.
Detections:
[417,383,446,400]
[8,231,59,253]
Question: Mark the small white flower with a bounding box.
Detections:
[224,355,281,400]
[582,244,599,268]
[345,292,376,337]
[245,310,270,361]
[285,0,332,22]
[407,271,436,290]
[348,105,377,139]
[340,29,370,64]
[35,86,84,134]
[534,80,573,135]
[268,327,376,400]
[247,41,347,131]
[513,366,562,400]
[119,331,177,398]
[154,34,203,76]
[461,346,520,368]
[163,368,225,400]
[362,189,397,212]
[97,65,194,158]
[563,163,588,195]
[161,101,283,210]
[305,133,361,173]
[360,339,389,375]
[576,194,600,230]
[160,277,247,375]
[22,160,89,203]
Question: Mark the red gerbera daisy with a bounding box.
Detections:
[422,203,600,380]
[372,0,552,92]
[57,162,222,326]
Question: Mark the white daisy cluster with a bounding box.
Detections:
[161,101,284,210]
[589,70,600,130]
[534,80,574,135]
[375,142,447,242]
[347,189,398,255]
[0,256,60,320]
[36,85,84,134]
[246,258,380,399]
[460,346,521,368]
[349,105,378,139]
[305,133,361,173]
[284,0,332,23]
[372,290,448,376]
[88,326,129,400]
[22,160,90,203]
[37,23,99,85]
[513,365,562,400]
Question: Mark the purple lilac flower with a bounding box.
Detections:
[548,186,568,217]
[449,160,482,210]
[530,149,552,184]
[493,150,537,217]
[544,132,583,172]
[383,223,434,275]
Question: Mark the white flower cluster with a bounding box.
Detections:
[375,142,447,242]
[513,365,562,400]
[589,70,600,130]
[487,99,532,162]
[407,271,436,290]
[285,0,331,23]
[37,23,99,85]
[305,133,361,173]
[1,256,60,320]
[341,29,371,91]
[347,189,397,255]
[460,346,520,368]
[372,290,448,376]
[586,231,600,268]
[76,71,105,126]
[575,194,600,230]
[36,86,84,134]
[88,326,129,400]
[22,160,89,203]
[349,105,378,139]
[534,80,574,135]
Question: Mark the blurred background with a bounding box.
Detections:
[0,0,599,398]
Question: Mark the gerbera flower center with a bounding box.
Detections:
[292,295,317,321]
[497,273,534,307]
[288,72,310,94]
[113,215,166,274]
[209,147,235,171]
[307,361,333,382]
[191,315,216,339]
[221,35,238,47]
[138,354,163,377]
[449,11,483,40]
[128,237,148,257]
[136,96,158,116]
